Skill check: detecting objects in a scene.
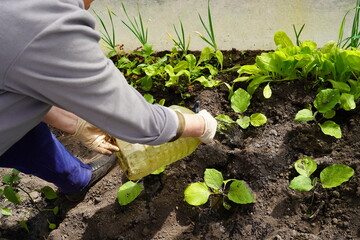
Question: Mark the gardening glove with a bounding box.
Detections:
[197,110,217,144]
[72,118,119,155]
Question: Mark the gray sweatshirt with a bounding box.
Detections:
[0,0,178,156]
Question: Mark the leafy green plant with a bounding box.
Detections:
[338,0,360,49]
[289,157,354,191]
[0,169,59,231]
[184,169,255,210]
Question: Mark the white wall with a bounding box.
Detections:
[90,0,356,52]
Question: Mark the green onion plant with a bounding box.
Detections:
[338,0,360,49]
[197,0,218,51]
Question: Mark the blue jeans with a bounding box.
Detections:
[0,123,92,194]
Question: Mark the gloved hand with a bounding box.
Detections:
[72,118,119,155]
[197,110,217,144]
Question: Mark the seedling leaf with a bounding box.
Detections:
[236,116,250,129]
[4,186,21,205]
[274,31,294,48]
[263,83,272,99]
[289,175,314,191]
[39,186,58,200]
[231,88,251,113]
[151,165,166,175]
[320,164,355,188]
[250,113,267,127]
[323,110,336,119]
[294,157,317,177]
[339,93,356,111]
[227,180,256,204]
[313,89,340,113]
[204,169,224,190]
[19,220,29,232]
[318,120,342,138]
[48,223,57,230]
[295,109,314,121]
[117,181,143,206]
[1,207,11,216]
[184,182,211,206]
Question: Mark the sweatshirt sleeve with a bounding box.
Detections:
[4,7,178,145]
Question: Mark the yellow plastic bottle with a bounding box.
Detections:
[115,106,201,180]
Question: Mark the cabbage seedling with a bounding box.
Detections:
[184,168,255,210]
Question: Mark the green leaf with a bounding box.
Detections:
[215,50,224,68]
[173,61,188,72]
[263,83,272,99]
[320,164,354,188]
[195,76,219,88]
[158,99,166,106]
[339,93,356,111]
[184,182,211,206]
[294,157,317,177]
[39,186,58,200]
[151,165,166,175]
[185,54,197,69]
[230,88,251,113]
[1,207,11,216]
[52,206,59,215]
[227,180,256,204]
[48,223,57,230]
[2,174,11,183]
[328,80,351,92]
[215,114,234,123]
[289,175,314,191]
[117,181,143,206]
[295,109,314,121]
[318,120,342,138]
[250,113,267,127]
[19,220,29,232]
[274,31,294,48]
[223,201,232,210]
[204,169,224,190]
[197,47,214,66]
[144,93,154,104]
[300,41,317,50]
[323,110,336,119]
[313,89,340,113]
[236,116,250,129]
[4,186,21,205]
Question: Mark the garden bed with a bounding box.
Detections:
[0,49,359,240]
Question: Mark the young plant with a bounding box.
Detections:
[338,0,360,49]
[196,0,223,68]
[93,8,121,57]
[289,157,354,191]
[0,169,59,231]
[120,3,148,46]
[292,23,305,46]
[184,168,255,210]
[168,18,190,56]
[216,87,267,130]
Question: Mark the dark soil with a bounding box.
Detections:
[1,50,359,240]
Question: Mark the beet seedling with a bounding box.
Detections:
[289,157,354,191]
[184,168,255,210]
